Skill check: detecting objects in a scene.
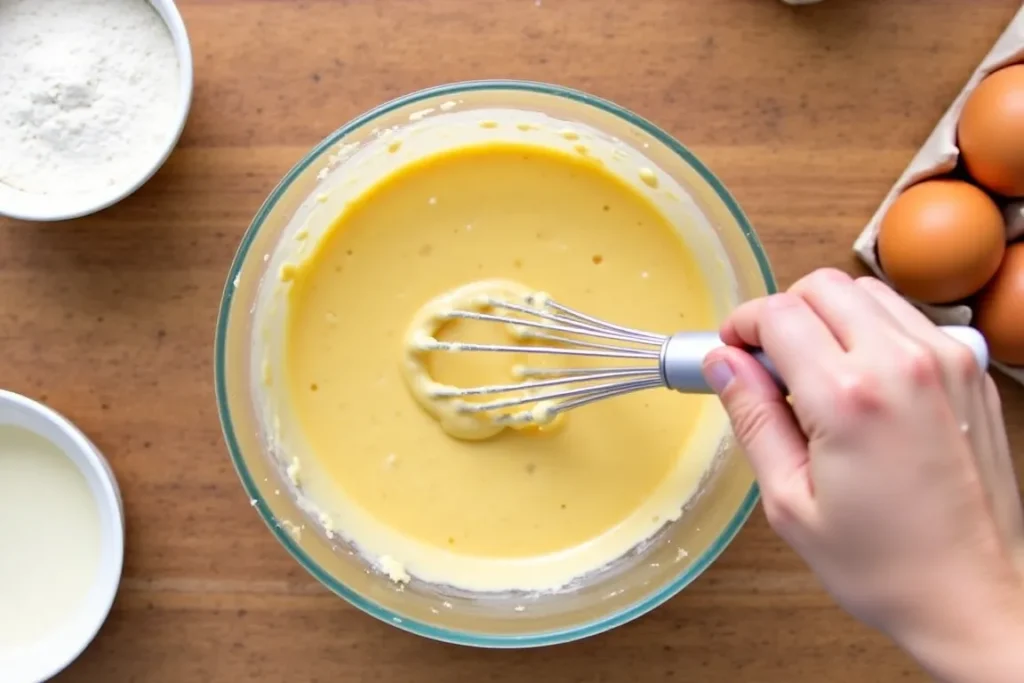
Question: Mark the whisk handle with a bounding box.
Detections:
[661,325,989,394]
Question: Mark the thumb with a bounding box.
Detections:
[703,346,814,530]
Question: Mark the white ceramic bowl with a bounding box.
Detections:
[0,390,124,683]
[0,0,194,222]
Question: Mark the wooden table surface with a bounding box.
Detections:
[2,0,1022,680]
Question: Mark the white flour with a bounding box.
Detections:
[0,0,180,195]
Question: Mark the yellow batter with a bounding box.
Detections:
[273,132,728,593]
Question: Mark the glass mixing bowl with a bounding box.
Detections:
[215,80,775,647]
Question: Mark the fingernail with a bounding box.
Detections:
[703,358,735,394]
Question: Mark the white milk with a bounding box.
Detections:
[0,425,102,650]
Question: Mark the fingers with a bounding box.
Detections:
[703,346,815,540]
[720,268,905,368]
[855,275,986,448]
[856,275,981,381]
[853,276,938,339]
[856,275,982,376]
[981,375,1024,550]
[720,293,844,399]
[787,269,902,351]
[725,271,984,406]
[854,277,1014,554]
[982,376,1016,497]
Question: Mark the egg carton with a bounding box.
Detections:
[853,4,1024,385]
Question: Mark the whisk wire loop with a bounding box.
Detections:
[431,294,674,424]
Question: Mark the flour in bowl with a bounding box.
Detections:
[0,0,181,195]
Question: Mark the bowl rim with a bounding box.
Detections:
[0,0,194,222]
[0,389,125,681]
[214,79,776,648]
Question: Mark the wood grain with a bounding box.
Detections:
[1,0,1021,680]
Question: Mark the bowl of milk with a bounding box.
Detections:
[0,390,124,683]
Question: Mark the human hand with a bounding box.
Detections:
[702,268,1024,683]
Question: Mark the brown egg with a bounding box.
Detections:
[877,179,1006,303]
[958,64,1024,197]
[974,241,1024,365]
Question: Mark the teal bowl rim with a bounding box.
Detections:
[214,79,776,648]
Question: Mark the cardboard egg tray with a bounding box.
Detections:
[853,4,1024,384]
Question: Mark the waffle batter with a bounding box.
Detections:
[262,116,732,592]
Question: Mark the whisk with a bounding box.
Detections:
[425,293,990,425]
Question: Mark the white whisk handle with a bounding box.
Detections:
[661,325,990,394]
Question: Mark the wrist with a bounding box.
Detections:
[895,583,1024,683]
